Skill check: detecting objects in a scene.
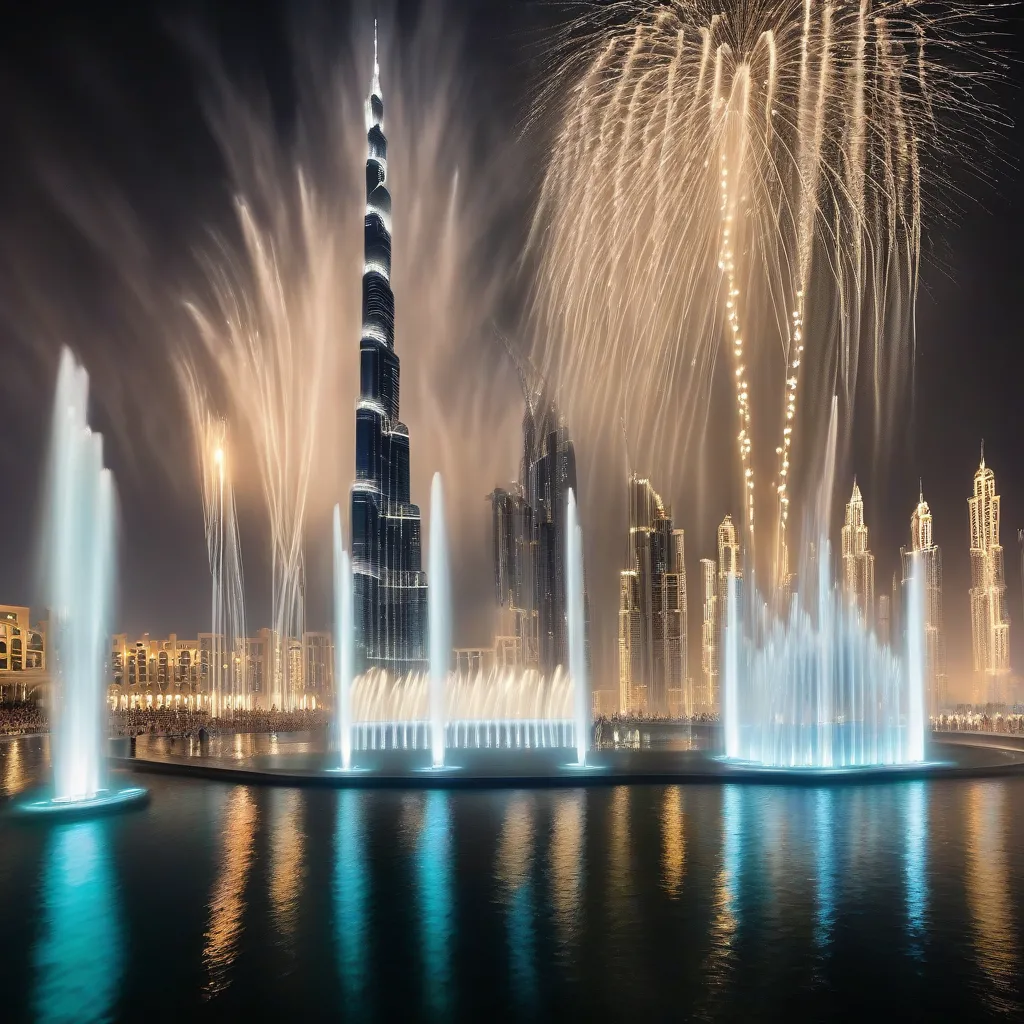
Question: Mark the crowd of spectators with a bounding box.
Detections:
[932,712,1024,736]
[0,701,48,736]
[592,711,719,748]
[110,707,330,738]
[0,702,330,738]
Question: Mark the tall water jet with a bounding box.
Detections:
[20,349,146,816]
[429,473,450,768]
[566,490,588,766]
[48,350,115,802]
[333,504,354,771]
[906,551,926,763]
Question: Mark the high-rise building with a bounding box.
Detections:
[350,34,428,676]
[699,558,718,712]
[900,486,947,715]
[877,595,891,647]
[490,386,583,677]
[841,480,876,624]
[968,447,1010,704]
[617,476,687,716]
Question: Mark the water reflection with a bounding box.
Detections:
[270,788,306,959]
[496,795,537,1011]
[334,789,370,1014]
[418,790,454,1019]
[966,782,1020,1012]
[815,788,836,950]
[905,781,927,956]
[32,821,123,1024]
[549,790,585,958]
[3,736,25,796]
[705,785,741,990]
[661,787,686,898]
[203,786,257,997]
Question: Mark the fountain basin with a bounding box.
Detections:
[13,785,150,820]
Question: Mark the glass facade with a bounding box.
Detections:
[350,49,428,676]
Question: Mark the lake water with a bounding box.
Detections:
[1,733,1023,1022]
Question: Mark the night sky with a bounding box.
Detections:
[1,0,1023,698]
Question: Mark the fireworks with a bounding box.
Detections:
[179,362,248,713]
[530,0,1002,583]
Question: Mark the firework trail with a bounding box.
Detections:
[179,362,248,713]
[530,0,1002,585]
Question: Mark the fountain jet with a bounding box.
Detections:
[429,473,450,768]
[566,490,588,766]
[18,349,146,816]
[333,504,355,770]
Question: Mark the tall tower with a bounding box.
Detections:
[969,446,1010,704]
[841,481,876,625]
[350,27,429,676]
[617,476,687,716]
[901,485,947,715]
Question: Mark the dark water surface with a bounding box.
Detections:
[2,734,1023,1022]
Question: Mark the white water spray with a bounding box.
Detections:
[429,473,450,768]
[46,348,116,802]
[333,504,354,771]
[906,551,926,763]
[566,490,588,766]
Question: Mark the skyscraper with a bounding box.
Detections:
[350,32,428,676]
[490,386,583,676]
[901,485,947,715]
[841,481,875,624]
[617,476,687,716]
[968,447,1010,704]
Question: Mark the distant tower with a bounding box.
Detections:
[901,484,947,715]
[968,446,1010,704]
[617,476,687,716]
[841,481,876,625]
[699,558,718,713]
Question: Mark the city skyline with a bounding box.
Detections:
[0,2,1022,703]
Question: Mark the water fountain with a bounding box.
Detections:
[428,473,450,768]
[18,349,146,816]
[566,489,592,768]
[722,402,927,771]
[333,504,355,771]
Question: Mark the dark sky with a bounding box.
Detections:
[1,0,1023,698]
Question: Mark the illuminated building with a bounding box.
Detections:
[453,647,496,675]
[900,486,948,714]
[968,447,1010,704]
[0,605,46,701]
[617,476,687,715]
[108,629,333,710]
[350,28,429,676]
[490,390,585,676]
[841,480,875,624]
[699,558,718,712]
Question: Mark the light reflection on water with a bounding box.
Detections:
[966,782,1020,1012]
[334,789,370,1014]
[549,790,585,962]
[496,794,538,1012]
[202,785,257,997]
[3,739,1023,1020]
[661,786,686,898]
[32,821,123,1024]
[269,788,305,960]
[905,781,927,956]
[418,790,454,1019]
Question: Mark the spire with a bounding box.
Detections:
[980,438,985,470]
[919,478,924,505]
[372,19,382,99]
[851,476,861,502]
